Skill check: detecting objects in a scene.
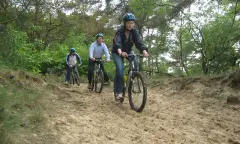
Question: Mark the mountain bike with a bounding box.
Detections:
[69,65,80,86]
[114,54,147,112]
[89,59,104,93]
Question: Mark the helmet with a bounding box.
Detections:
[96,33,104,39]
[70,48,76,53]
[123,13,135,21]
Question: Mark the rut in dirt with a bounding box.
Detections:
[38,74,240,144]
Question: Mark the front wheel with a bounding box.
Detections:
[128,72,147,112]
[95,70,104,93]
[70,72,75,85]
[74,72,80,86]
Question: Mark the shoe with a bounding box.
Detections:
[88,83,92,89]
[65,81,69,84]
[116,93,123,100]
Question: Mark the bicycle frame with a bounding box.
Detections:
[94,59,104,74]
[90,59,105,93]
[125,54,142,94]
[70,65,79,77]
[71,65,78,73]
[69,64,80,85]
[115,54,147,112]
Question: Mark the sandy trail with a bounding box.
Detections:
[39,78,240,144]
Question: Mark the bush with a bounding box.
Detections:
[0,84,42,143]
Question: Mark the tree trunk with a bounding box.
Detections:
[156,55,160,73]
[179,16,189,76]
[30,0,41,43]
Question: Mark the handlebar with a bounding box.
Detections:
[126,54,144,58]
[94,59,109,63]
[95,59,104,62]
[69,64,81,68]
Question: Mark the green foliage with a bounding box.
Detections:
[129,0,155,16]
[168,0,240,75]
[200,13,240,74]
[1,28,92,75]
[0,0,239,77]
[0,84,42,143]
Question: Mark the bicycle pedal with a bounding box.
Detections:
[115,100,123,104]
[119,98,124,103]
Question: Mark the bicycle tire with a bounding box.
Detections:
[72,75,75,85]
[95,70,104,93]
[74,71,80,86]
[128,71,147,112]
[70,72,74,85]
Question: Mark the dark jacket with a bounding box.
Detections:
[112,26,147,54]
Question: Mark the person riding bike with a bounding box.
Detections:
[65,48,82,83]
[88,33,110,89]
[112,13,149,100]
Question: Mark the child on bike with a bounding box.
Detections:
[112,13,149,100]
[65,48,82,84]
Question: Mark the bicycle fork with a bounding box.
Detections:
[125,71,132,94]
[129,72,142,94]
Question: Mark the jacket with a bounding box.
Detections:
[66,53,82,66]
[112,26,147,54]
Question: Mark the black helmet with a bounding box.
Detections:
[70,48,75,53]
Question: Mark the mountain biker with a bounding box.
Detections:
[88,33,111,89]
[65,48,82,83]
[112,13,149,100]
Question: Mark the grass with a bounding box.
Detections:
[0,80,43,143]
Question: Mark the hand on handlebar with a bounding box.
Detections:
[106,60,111,62]
[121,52,128,58]
[143,50,149,57]
[91,58,95,61]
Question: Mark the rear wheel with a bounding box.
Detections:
[95,70,104,93]
[128,72,147,112]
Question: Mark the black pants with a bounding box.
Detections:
[65,65,77,82]
[88,58,109,84]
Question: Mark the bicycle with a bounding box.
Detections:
[89,59,105,93]
[114,54,147,112]
[69,65,81,86]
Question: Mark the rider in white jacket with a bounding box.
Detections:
[88,33,110,89]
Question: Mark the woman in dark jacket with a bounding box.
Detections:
[112,13,149,100]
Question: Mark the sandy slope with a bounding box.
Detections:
[35,77,240,144]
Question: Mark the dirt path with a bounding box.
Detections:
[39,79,240,144]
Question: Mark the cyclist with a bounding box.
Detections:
[65,48,82,83]
[88,33,110,89]
[112,13,149,100]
